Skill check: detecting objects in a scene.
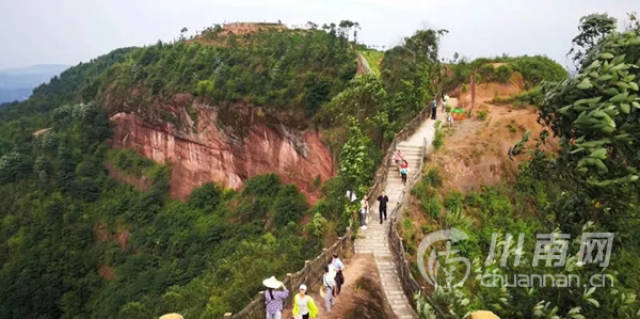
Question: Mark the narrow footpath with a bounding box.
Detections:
[353,107,444,319]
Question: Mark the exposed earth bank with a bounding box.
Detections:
[108,95,334,202]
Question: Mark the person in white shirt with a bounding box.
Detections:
[359,195,369,229]
[331,254,345,295]
[322,265,337,312]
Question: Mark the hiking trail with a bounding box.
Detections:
[352,104,448,319]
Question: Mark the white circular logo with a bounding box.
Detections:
[417,228,470,288]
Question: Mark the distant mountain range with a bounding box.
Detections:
[0,64,69,104]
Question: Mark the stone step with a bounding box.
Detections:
[353,116,435,319]
[397,144,423,148]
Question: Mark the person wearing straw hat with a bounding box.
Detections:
[292,284,318,319]
[159,314,184,319]
[263,276,289,319]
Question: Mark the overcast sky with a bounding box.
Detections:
[0,0,636,70]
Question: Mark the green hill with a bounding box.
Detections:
[0,22,445,318]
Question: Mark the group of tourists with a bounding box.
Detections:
[432,94,454,127]
[357,190,390,229]
[263,254,345,319]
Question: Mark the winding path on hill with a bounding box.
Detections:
[353,105,446,319]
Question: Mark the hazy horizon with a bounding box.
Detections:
[1,0,637,70]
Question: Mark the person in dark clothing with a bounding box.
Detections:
[331,254,344,296]
[431,98,437,120]
[377,191,389,223]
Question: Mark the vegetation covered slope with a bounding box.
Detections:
[413,14,640,319]
[98,26,357,124]
[0,21,447,318]
[0,23,357,319]
[0,100,319,318]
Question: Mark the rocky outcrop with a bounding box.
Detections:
[108,96,334,202]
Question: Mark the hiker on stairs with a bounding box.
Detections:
[377,191,389,223]
[400,160,409,185]
[359,195,369,230]
[393,150,405,176]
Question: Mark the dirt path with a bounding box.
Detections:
[431,79,556,192]
[282,254,395,319]
[356,53,373,75]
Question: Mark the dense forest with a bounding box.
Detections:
[413,14,640,319]
[0,21,445,318]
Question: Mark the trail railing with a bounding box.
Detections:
[226,106,434,318]
[226,227,353,318]
[387,122,433,309]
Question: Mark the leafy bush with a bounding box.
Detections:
[424,167,443,188]
[107,149,156,177]
[272,184,308,226]
[242,173,281,197]
[422,196,442,219]
[188,182,222,210]
[511,55,568,88]
[442,55,566,91]
[495,65,513,83]
[432,123,444,150]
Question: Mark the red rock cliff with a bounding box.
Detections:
[109,98,334,203]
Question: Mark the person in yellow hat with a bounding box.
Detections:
[292,284,318,319]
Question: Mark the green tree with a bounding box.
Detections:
[338,120,375,191]
[569,13,617,66]
[272,184,308,226]
[188,182,222,210]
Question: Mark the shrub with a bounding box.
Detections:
[195,80,215,97]
[188,182,222,210]
[424,167,443,188]
[476,110,488,120]
[432,125,444,150]
[107,149,158,177]
[495,65,513,83]
[511,55,568,87]
[307,212,327,237]
[422,196,442,219]
[242,174,281,197]
[272,184,308,226]
[444,191,464,212]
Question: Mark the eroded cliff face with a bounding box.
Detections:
[108,95,334,202]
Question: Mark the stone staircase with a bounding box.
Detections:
[354,135,433,319]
